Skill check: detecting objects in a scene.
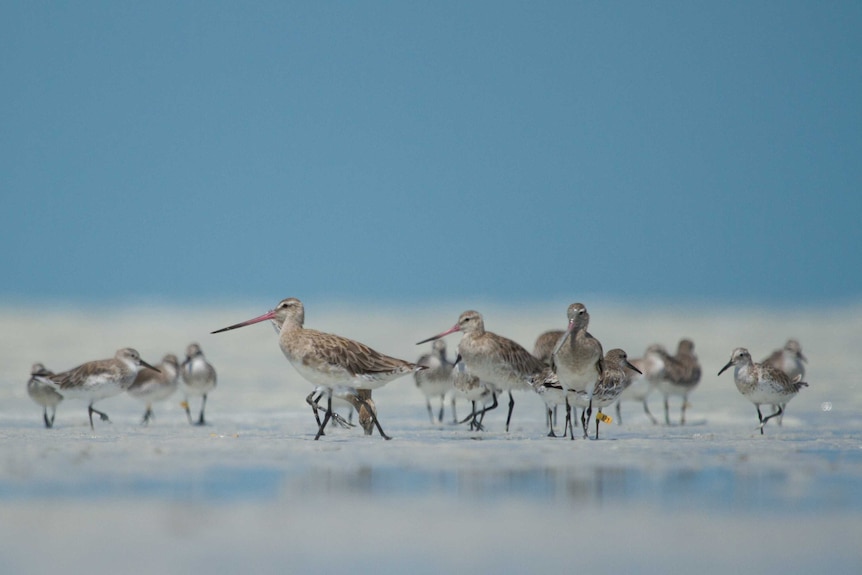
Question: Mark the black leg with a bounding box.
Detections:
[546,407,556,437]
[565,399,574,440]
[643,399,658,424]
[88,405,110,430]
[141,405,154,425]
[306,391,323,429]
[761,405,783,430]
[582,402,591,439]
[43,408,51,429]
[505,391,515,432]
[461,393,498,428]
[664,396,671,425]
[615,401,622,425]
[196,394,208,426]
[314,395,334,440]
[358,397,391,440]
[49,407,56,427]
[681,395,687,426]
[437,396,445,424]
[183,399,193,425]
[451,396,458,424]
[425,399,434,423]
[756,405,765,435]
[475,393,498,429]
[595,409,602,440]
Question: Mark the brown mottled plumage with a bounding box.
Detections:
[36,348,158,430]
[549,303,604,439]
[212,297,423,440]
[568,349,641,439]
[417,310,545,432]
[718,347,808,434]
[128,353,180,425]
[761,339,807,424]
[651,339,701,425]
[532,330,564,366]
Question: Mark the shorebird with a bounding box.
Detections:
[27,363,63,428]
[529,367,569,437]
[614,345,663,425]
[452,363,497,431]
[567,349,641,439]
[127,353,180,424]
[212,297,423,440]
[533,330,564,367]
[35,348,158,430]
[417,310,544,432]
[180,343,217,426]
[414,339,456,424]
[533,329,564,431]
[762,339,807,425]
[650,339,701,425]
[549,303,604,438]
[306,387,378,436]
[718,347,808,434]
[763,339,807,381]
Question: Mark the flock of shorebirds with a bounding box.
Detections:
[27,343,217,430]
[25,298,808,439]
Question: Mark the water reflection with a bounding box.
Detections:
[281,465,861,513]
[2,464,860,513]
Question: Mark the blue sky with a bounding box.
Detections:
[2,1,861,307]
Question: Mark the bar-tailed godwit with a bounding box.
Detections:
[549,303,604,438]
[212,297,423,440]
[532,330,564,367]
[417,310,544,432]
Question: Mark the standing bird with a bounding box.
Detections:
[651,339,701,425]
[550,303,604,439]
[27,363,63,428]
[452,364,497,431]
[127,353,180,424]
[763,339,807,425]
[180,343,217,426]
[212,297,423,440]
[417,310,544,433]
[306,387,378,436]
[533,329,564,432]
[533,330,564,366]
[762,339,807,381]
[529,367,569,437]
[35,348,158,430]
[718,347,808,434]
[414,339,456,424]
[614,345,663,425]
[567,349,641,439]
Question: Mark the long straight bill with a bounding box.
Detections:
[211,309,277,334]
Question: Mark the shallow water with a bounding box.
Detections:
[1,304,861,574]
